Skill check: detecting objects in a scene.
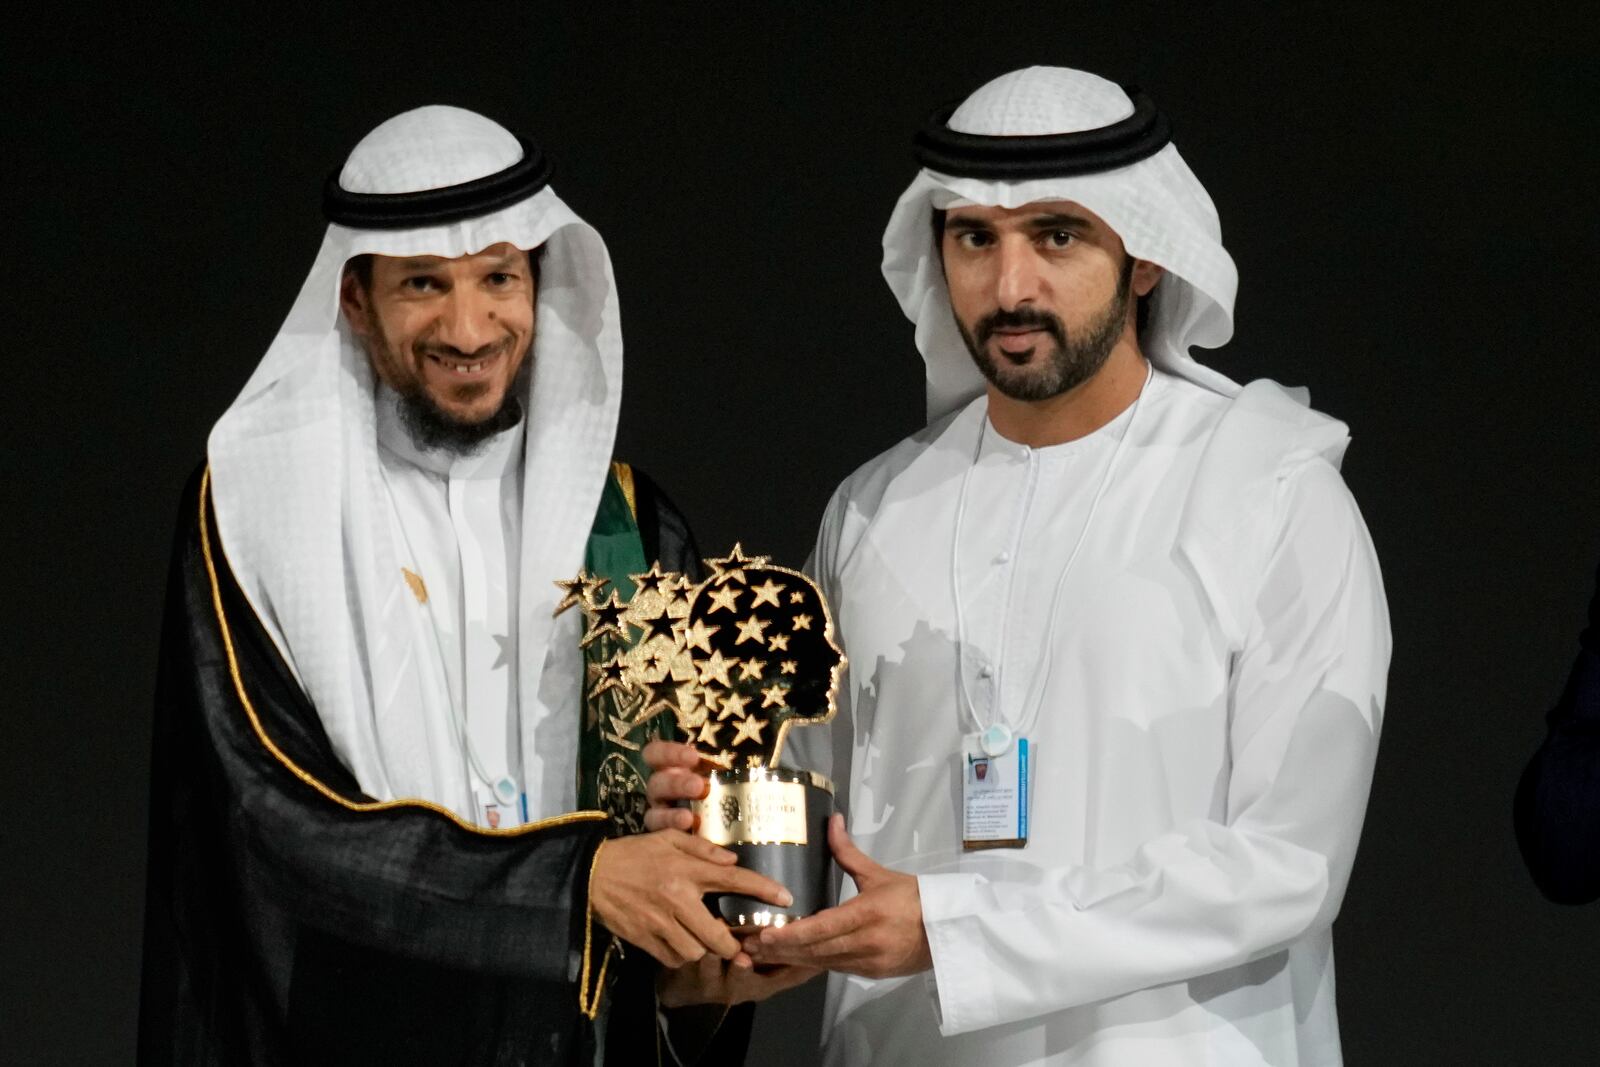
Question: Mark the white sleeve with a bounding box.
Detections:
[919,458,1391,1036]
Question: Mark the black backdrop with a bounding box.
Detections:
[6,4,1598,1064]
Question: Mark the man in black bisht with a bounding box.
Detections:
[1516,561,1600,904]
[138,105,801,1065]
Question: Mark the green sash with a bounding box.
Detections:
[577,463,679,833]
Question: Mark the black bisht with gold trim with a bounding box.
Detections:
[138,465,747,1066]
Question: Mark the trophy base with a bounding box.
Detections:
[691,767,835,924]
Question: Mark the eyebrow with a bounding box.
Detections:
[945,212,1094,233]
[393,253,523,274]
[1025,212,1093,230]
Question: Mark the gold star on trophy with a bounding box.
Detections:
[581,591,630,648]
[697,649,737,688]
[749,579,785,608]
[630,562,673,598]
[717,690,751,721]
[588,651,631,699]
[630,608,681,645]
[706,585,742,614]
[553,573,592,616]
[732,716,766,747]
[682,618,720,653]
[705,542,770,586]
[734,616,770,646]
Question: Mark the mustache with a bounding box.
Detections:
[974,307,1067,348]
[416,335,515,364]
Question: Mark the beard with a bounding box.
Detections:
[395,377,525,456]
[956,255,1134,402]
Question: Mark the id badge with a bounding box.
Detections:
[476,785,528,831]
[961,734,1031,851]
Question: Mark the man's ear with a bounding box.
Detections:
[339,271,372,338]
[1132,259,1164,298]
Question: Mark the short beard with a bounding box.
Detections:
[956,255,1134,402]
[395,379,525,456]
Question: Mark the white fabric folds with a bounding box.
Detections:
[208,106,622,809]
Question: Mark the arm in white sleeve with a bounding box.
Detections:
[919,458,1392,1035]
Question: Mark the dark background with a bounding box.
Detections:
[6,4,1598,1063]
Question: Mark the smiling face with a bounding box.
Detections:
[340,242,537,451]
[940,200,1162,402]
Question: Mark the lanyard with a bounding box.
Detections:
[949,364,1153,755]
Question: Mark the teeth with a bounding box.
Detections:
[426,353,495,374]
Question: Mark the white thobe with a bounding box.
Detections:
[374,388,578,825]
[789,370,1390,1066]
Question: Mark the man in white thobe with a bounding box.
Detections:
[649,66,1390,1065]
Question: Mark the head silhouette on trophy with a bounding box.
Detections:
[675,545,845,770]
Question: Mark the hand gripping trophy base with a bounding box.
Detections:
[691,767,835,926]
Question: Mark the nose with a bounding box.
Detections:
[433,288,500,354]
[995,236,1042,310]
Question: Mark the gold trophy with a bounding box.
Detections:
[560,545,845,928]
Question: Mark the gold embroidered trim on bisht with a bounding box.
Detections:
[610,461,638,521]
[578,839,618,1020]
[198,467,609,838]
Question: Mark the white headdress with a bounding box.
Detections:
[880,66,1241,420]
[207,106,621,803]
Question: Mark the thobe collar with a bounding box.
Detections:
[974,373,1159,465]
[375,383,526,482]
